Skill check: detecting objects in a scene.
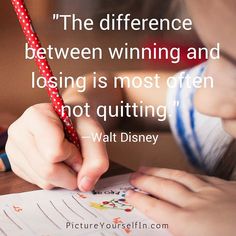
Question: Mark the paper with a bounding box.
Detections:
[0,174,171,236]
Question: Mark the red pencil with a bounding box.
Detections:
[11,0,80,148]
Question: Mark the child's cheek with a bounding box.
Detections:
[222,120,236,137]
[194,84,236,120]
[194,87,218,116]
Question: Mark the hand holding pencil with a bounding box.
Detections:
[6,0,109,191]
[6,104,109,191]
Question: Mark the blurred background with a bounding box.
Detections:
[0,0,203,172]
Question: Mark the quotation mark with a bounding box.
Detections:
[53,14,59,21]
[173,100,180,107]
[168,100,180,118]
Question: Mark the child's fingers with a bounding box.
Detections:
[6,140,54,190]
[11,160,54,190]
[126,190,180,226]
[17,104,83,172]
[24,144,78,190]
[130,172,194,207]
[63,141,83,172]
[9,160,35,185]
[138,167,209,191]
[196,174,226,185]
[38,135,83,173]
[76,117,109,192]
[9,130,78,190]
[23,104,73,163]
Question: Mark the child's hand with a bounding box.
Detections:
[6,103,109,191]
[126,167,236,236]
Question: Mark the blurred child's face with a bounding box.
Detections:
[185,0,236,137]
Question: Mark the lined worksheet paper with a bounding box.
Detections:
[0,174,171,236]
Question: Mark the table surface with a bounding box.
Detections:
[0,161,131,195]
